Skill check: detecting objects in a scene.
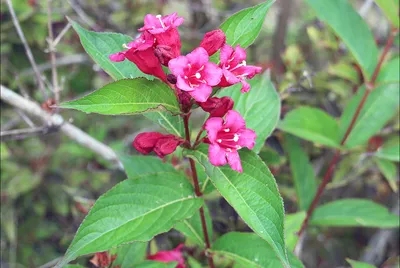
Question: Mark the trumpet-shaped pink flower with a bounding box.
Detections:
[204,110,256,172]
[218,44,262,93]
[168,47,222,102]
[147,244,186,268]
[139,13,184,61]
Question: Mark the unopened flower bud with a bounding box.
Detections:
[154,135,184,158]
[132,132,183,158]
[198,96,234,117]
[154,45,175,66]
[167,74,177,84]
[200,29,226,56]
[178,91,192,112]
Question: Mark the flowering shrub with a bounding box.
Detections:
[54,0,399,267]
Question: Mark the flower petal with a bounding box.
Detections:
[186,47,209,67]
[227,151,242,172]
[109,52,126,62]
[222,69,241,85]
[209,144,228,166]
[203,62,222,86]
[204,117,224,143]
[220,44,234,64]
[188,83,212,102]
[224,110,246,132]
[240,80,251,93]
[176,75,193,92]
[238,128,256,149]
[234,45,247,63]
[168,56,188,76]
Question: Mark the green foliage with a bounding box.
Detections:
[212,232,303,268]
[279,107,340,148]
[175,205,213,247]
[339,84,399,148]
[135,261,178,268]
[304,0,378,79]
[184,145,289,267]
[375,158,398,192]
[284,212,306,251]
[110,242,148,267]
[119,154,176,178]
[377,57,400,84]
[346,258,377,268]
[60,78,180,115]
[283,134,317,210]
[374,0,400,28]
[218,72,281,153]
[310,199,399,227]
[58,172,203,266]
[374,141,400,162]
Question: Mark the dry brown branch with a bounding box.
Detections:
[1,85,121,167]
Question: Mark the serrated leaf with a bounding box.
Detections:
[375,158,398,192]
[220,0,275,48]
[376,57,400,85]
[218,72,280,153]
[339,84,399,148]
[175,205,212,247]
[212,232,303,268]
[283,134,317,210]
[285,212,306,251]
[119,154,176,179]
[60,78,180,115]
[70,19,152,80]
[279,106,340,148]
[346,258,376,268]
[57,172,203,266]
[110,242,148,267]
[310,199,399,228]
[374,0,399,28]
[304,0,378,79]
[184,145,289,267]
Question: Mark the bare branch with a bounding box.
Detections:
[5,0,48,100]
[53,22,72,47]
[47,0,60,104]
[1,85,121,167]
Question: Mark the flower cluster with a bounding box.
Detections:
[110,13,261,173]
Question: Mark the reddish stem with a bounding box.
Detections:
[296,26,398,239]
[183,114,215,268]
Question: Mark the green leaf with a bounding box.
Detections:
[119,154,176,179]
[279,106,340,148]
[144,111,185,138]
[339,84,400,148]
[346,258,376,268]
[212,232,303,268]
[175,205,212,247]
[376,57,400,85]
[218,72,280,153]
[304,0,378,79]
[135,261,178,268]
[374,142,400,162]
[69,19,152,80]
[327,62,360,84]
[374,0,399,28]
[220,0,275,48]
[283,134,317,210]
[375,158,398,192]
[57,172,203,266]
[111,242,148,267]
[184,145,289,267]
[284,212,306,251]
[60,78,180,115]
[310,199,399,228]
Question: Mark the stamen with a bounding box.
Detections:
[156,15,166,29]
[233,133,240,142]
[217,139,222,143]
[224,128,230,132]
[226,148,232,152]
[198,65,205,71]
[242,60,247,66]
[228,56,235,62]
[184,76,188,79]
[187,64,192,68]
[122,43,130,49]
[195,73,201,79]
[236,145,242,149]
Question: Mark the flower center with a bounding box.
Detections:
[184,65,206,88]
[216,130,241,151]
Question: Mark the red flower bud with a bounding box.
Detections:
[367,136,384,152]
[200,29,226,56]
[124,48,167,82]
[198,96,234,117]
[178,91,192,113]
[167,74,177,84]
[90,252,117,268]
[154,45,175,66]
[133,132,183,158]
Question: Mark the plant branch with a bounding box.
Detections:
[183,114,215,268]
[5,0,48,100]
[1,85,121,167]
[47,0,60,105]
[296,26,398,239]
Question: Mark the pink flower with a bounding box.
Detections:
[168,47,222,102]
[109,32,167,81]
[139,13,184,61]
[198,96,234,117]
[147,244,186,268]
[218,44,262,93]
[204,110,256,172]
[200,29,226,56]
[133,132,184,158]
